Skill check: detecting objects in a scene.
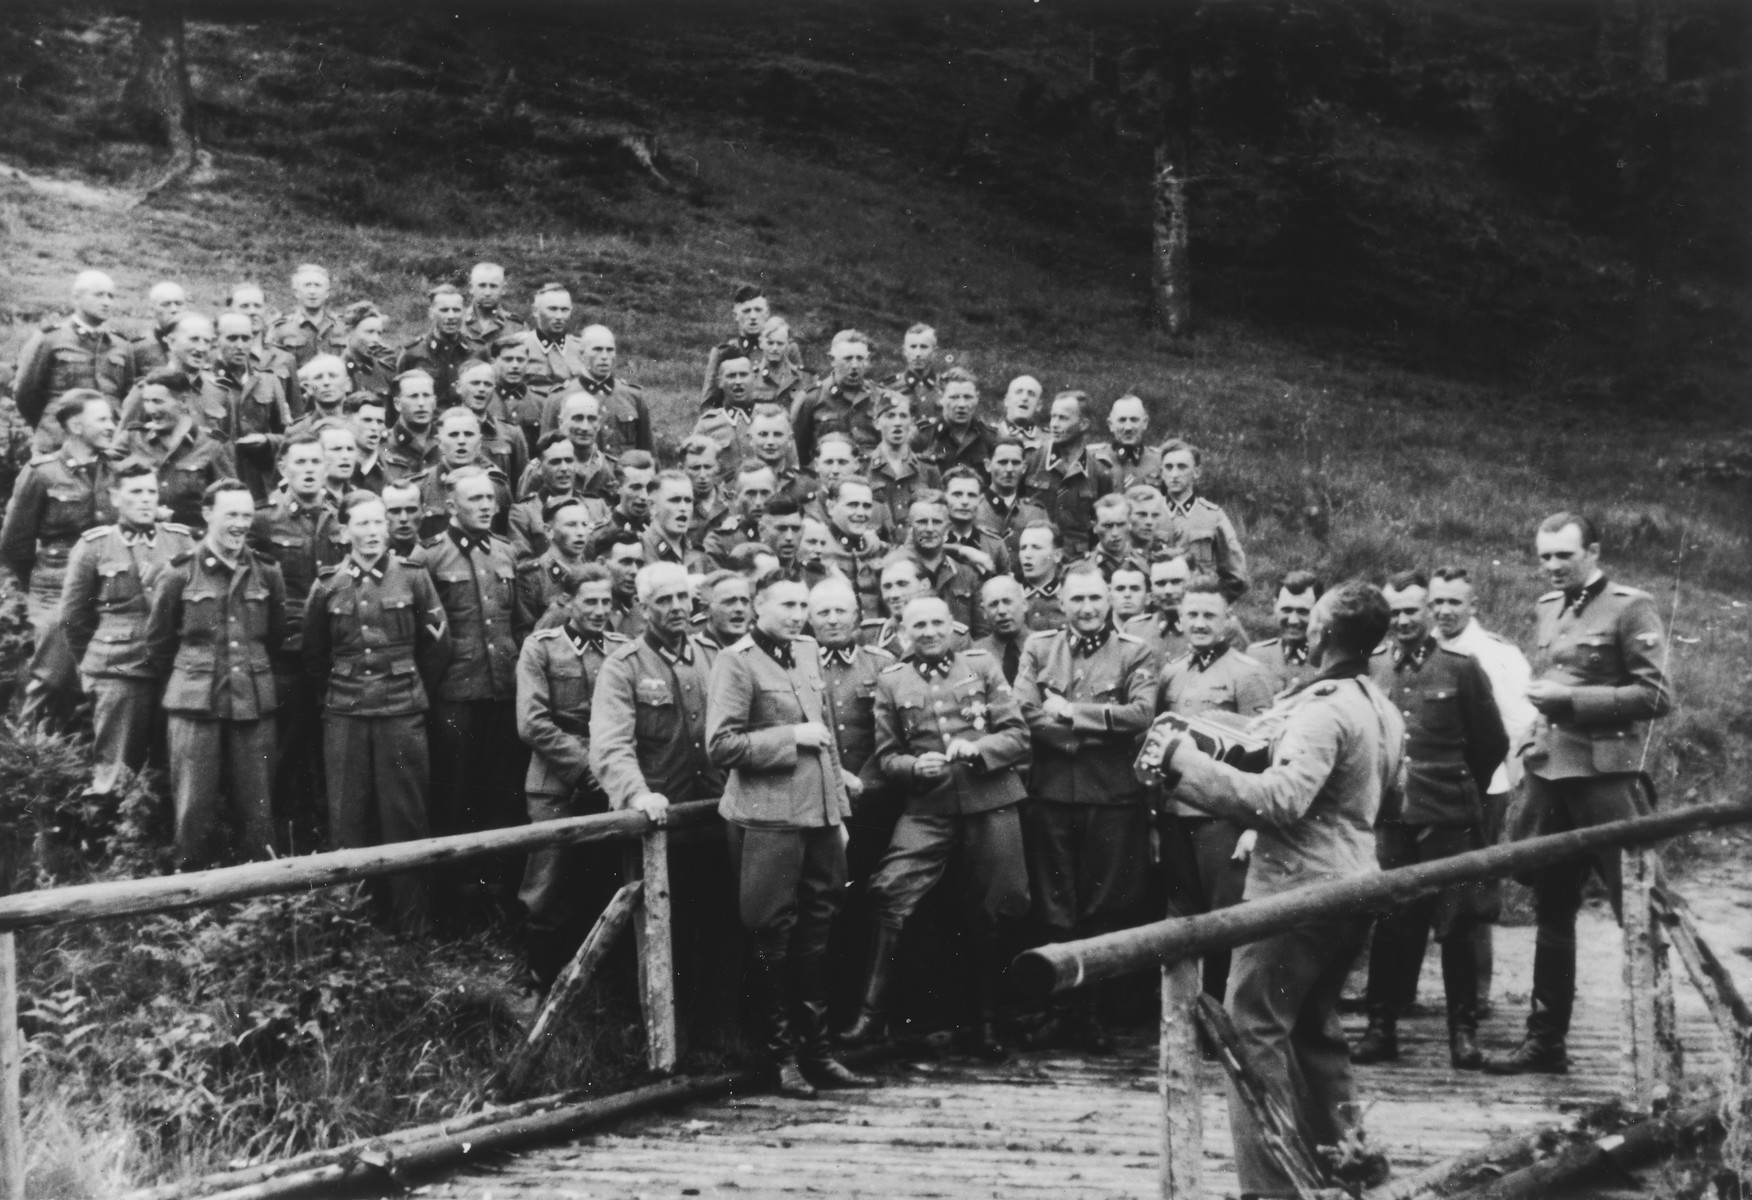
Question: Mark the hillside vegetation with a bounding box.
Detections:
[0,1,1749,1191]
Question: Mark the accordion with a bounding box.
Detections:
[1134,709,1273,787]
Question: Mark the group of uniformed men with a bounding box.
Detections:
[4,264,1671,1195]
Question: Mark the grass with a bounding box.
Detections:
[1,1,1750,1189]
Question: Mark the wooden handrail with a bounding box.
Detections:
[0,801,720,934]
[1012,801,1752,1002]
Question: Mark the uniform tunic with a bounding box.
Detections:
[1021,439,1112,559]
[1161,492,1248,602]
[12,317,136,427]
[1247,635,1315,697]
[589,632,723,810]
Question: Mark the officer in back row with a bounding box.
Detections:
[12,272,136,430]
[1488,511,1671,1075]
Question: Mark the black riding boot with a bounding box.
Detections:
[796,954,875,1088]
[838,923,903,1048]
[958,935,1009,1062]
[750,949,815,1099]
[1442,931,1483,1069]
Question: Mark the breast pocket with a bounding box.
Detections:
[754,684,805,726]
[181,587,222,637]
[380,594,415,643]
[241,585,273,645]
[1573,634,1621,680]
[1420,688,1462,738]
[97,561,139,604]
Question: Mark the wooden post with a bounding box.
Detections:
[497,882,642,1099]
[635,827,677,1074]
[1620,847,1680,1107]
[0,933,21,1200]
[1159,956,1203,1198]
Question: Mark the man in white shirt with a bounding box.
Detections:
[1429,564,1536,1013]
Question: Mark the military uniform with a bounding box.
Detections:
[1021,439,1113,559]
[266,309,347,370]
[1161,492,1249,603]
[1073,544,1151,583]
[702,332,804,404]
[583,507,648,561]
[945,523,1011,579]
[381,423,441,485]
[1,448,118,727]
[508,490,609,562]
[641,523,710,575]
[849,647,1031,1039]
[1125,610,1186,666]
[248,492,348,835]
[701,509,764,570]
[206,366,293,501]
[688,487,729,550]
[1088,441,1163,495]
[819,525,890,621]
[512,548,588,643]
[395,332,477,410]
[1159,661,1404,1198]
[882,368,942,431]
[511,330,588,408]
[516,620,627,981]
[857,615,970,659]
[1022,571,1067,632]
[518,443,616,504]
[413,460,514,540]
[1247,635,1315,696]
[975,491,1047,565]
[423,527,523,903]
[498,381,543,450]
[792,378,885,465]
[993,417,1045,455]
[303,551,451,933]
[708,632,853,1075]
[118,415,235,530]
[1015,625,1158,941]
[144,542,289,869]
[61,521,196,794]
[1157,641,1278,999]
[912,552,987,637]
[1359,637,1507,1060]
[344,350,397,403]
[866,452,942,533]
[12,316,136,427]
[917,418,999,480]
[972,630,1028,685]
[463,302,525,353]
[129,324,175,379]
[538,374,652,458]
[1512,575,1670,1054]
[753,358,811,412]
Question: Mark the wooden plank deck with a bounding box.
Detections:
[425,905,1742,1199]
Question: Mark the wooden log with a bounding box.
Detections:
[1193,994,1328,1197]
[1621,847,1681,1105]
[1013,802,1752,1001]
[636,828,677,1074]
[1652,884,1752,1033]
[0,934,20,1200]
[496,882,642,1100]
[1361,1124,1555,1200]
[1452,1100,1722,1200]
[1158,957,1202,1199]
[0,801,719,934]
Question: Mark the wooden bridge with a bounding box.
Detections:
[427,909,1737,1199]
[0,802,1746,1200]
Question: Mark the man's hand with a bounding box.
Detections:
[945,738,982,763]
[914,751,951,780]
[1042,693,1072,721]
[1525,680,1572,716]
[631,791,670,823]
[841,769,864,798]
[794,721,830,749]
[1232,829,1258,863]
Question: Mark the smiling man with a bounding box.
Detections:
[1486,512,1671,1076]
[1248,570,1325,695]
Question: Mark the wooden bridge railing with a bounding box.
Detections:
[0,799,721,1200]
[1013,801,1752,1199]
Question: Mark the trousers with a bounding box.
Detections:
[1366,822,1493,1025]
[1022,799,1149,939]
[1226,916,1372,1198]
[85,675,156,796]
[1159,813,1248,998]
[20,572,80,730]
[867,806,1030,935]
[167,715,276,871]
[324,712,432,935]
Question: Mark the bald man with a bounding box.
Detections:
[536,324,652,457]
[1088,394,1162,494]
[130,281,188,375]
[266,263,348,368]
[14,269,136,431]
[463,261,527,350]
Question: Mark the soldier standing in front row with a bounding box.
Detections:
[708,574,873,1098]
[841,596,1032,1061]
[60,462,195,798]
[303,491,452,934]
[144,480,288,871]
[1487,512,1671,1076]
[1146,581,1403,1199]
[1,392,119,730]
[1353,570,1507,1071]
[1014,566,1158,1052]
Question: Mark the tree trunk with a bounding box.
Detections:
[1629,0,1672,387]
[1152,4,1195,336]
[121,4,197,171]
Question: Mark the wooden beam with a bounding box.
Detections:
[0,934,20,1200]
[1652,883,1752,1034]
[1621,847,1681,1105]
[0,801,718,934]
[1158,957,1202,1199]
[635,828,677,1074]
[1013,803,1752,1001]
[1451,1101,1722,1200]
[496,882,642,1100]
[1361,1124,1554,1200]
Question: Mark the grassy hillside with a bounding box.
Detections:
[1,2,1750,1190]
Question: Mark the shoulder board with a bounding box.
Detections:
[1436,644,1472,660]
[80,526,111,542]
[1230,650,1262,665]
[531,627,564,641]
[1610,584,1652,600]
[605,638,645,663]
[1312,682,1339,696]
[964,646,990,657]
[620,380,643,393]
[794,634,819,648]
[391,551,422,565]
[169,549,196,566]
[604,631,630,642]
[162,522,193,536]
[1482,629,1515,645]
[1537,590,1563,604]
[1025,629,1057,641]
[1115,630,1144,645]
[27,452,57,466]
[1371,643,1391,657]
[1249,638,1281,650]
[727,638,756,653]
[863,644,895,659]
[859,617,886,628]
[489,533,512,548]
[419,534,445,548]
[952,620,969,633]
[1166,651,1192,667]
[317,564,342,578]
[515,557,543,573]
[880,662,909,674]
